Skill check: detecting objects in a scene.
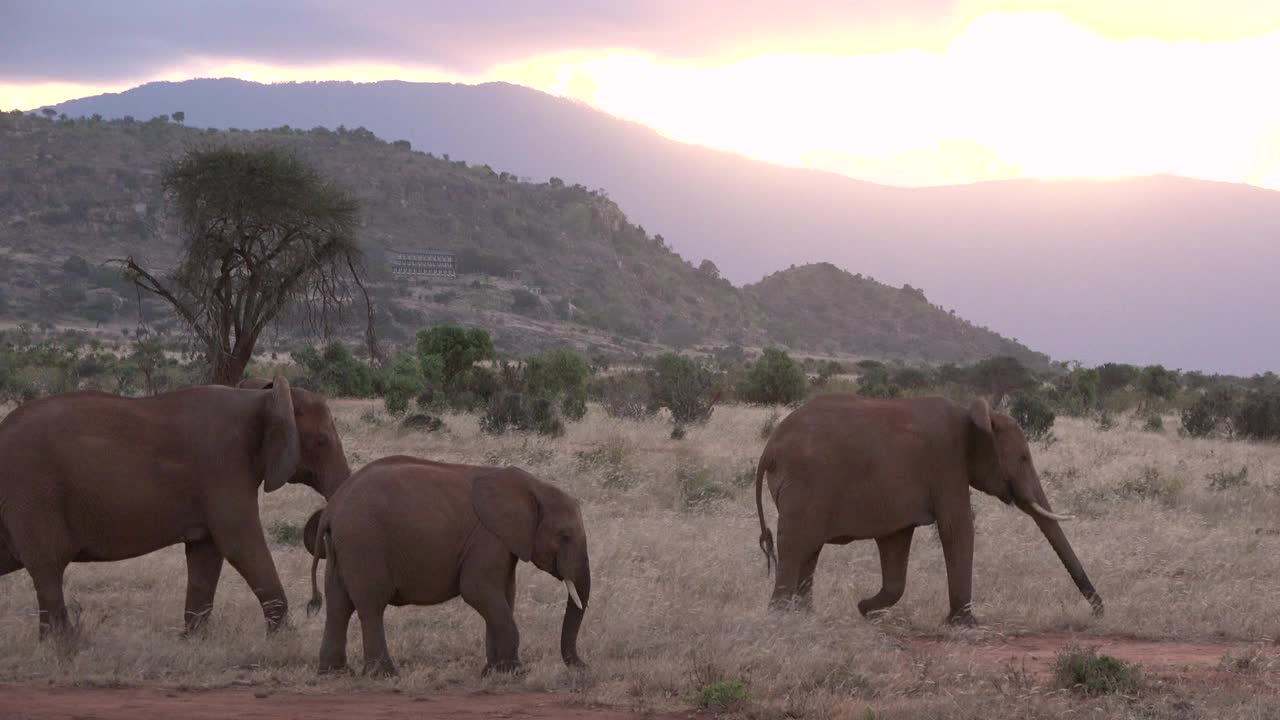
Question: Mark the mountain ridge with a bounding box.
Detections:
[0,109,1043,366]
[42,78,1280,373]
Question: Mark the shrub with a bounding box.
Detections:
[1181,385,1237,438]
[1095,409,1116,431]
[1143,414,1164,433]
[650,353,719,430]
[267,521,304,547]
[480,391,565,437]
[1138,364,1180,403]
[677,464,732,511]
[416,325,495,386]
[511,288,542,314]
[891,366,933,390]
[697,680,748,711]
[526,347,591,421]
[379,352,425,416]
[1054,367,1100,416]
[1053,646,1140,695]
[1010,391,1056,442]
[1097,362,1139,395]
[739,347,806,405]
[596,370,656,420]
[295,343,377,397]
[400,413,444,432]
[1115,466,1186,504]
[1207,465,1249,491]
[1234,389,1280,441]
[759,411,780,440]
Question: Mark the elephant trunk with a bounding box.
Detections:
[1015,480,1104,615]
[559,562,590,668]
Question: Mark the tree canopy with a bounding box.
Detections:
[119,145,370,384]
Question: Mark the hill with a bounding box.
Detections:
[45,78,1280,373]
[0,110,1041,365]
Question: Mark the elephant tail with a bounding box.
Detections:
[306,514,331,618]
[755,452,777,575]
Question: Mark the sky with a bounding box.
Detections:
[4,1,1280,189]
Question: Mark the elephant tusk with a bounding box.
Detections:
[565,580,584,610]
[1029,501,1074,521]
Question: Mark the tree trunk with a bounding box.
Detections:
[210,349,251,387]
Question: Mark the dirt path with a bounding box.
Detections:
[3,633,1277,718]
[0,687,688,720]
[916,630,1277,685]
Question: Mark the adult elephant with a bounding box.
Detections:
[755,394,1102,625]
[0,377,351,640]
[304,456,590,676]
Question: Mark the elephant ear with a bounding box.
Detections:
[303,509,325,558]
[471,468,539,562]
[967,397,1006,491]
[238,377,274,390]
[261,375,301,493]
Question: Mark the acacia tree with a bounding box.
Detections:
[119,146,373,385]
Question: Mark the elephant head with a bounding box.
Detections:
[240,377,351,499]
[472,468,590,668]
[966,398,1104,615]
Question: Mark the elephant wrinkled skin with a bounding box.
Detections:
[305,456,590,677]
[755,394,1102,624]
[0,377,350,641]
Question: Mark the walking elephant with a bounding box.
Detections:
[0,377,351,641]
[755,394,1102,625]
[304,456,590,676]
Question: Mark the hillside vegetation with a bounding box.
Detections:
[0,110,1042,365]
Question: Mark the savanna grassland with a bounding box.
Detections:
[3,400,1280,719]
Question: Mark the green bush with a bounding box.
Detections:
[1181,385,1237,438]
[295,343,377,397]
[1053,647,1140,695]
[1054,367,1100,416]
[1143,414,1164,433]
[650,353,719,429]
[526,347,591,421]
[739,347,806,405]
[697,680,748,711]
[1139,364,1180,403]
[416,325,495,387]
[1010,391,1056,442]
[1234,389,1280,441]
[267,521,304,547]
[379,351,425,416]
[1097,362,1140,395]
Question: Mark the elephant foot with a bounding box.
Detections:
[482,659,525,677]
[945,609,978,627]
[562,654,588,670]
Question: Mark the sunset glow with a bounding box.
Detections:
[5,7,1280,189]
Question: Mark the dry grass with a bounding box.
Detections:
[4,402,1280,718]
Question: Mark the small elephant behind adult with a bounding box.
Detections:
[0,377,351,641]
[305,456,590,677]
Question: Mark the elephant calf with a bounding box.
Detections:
[756,394,1103,625]
[305,456,590,676]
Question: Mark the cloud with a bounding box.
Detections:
[1,1,957,84]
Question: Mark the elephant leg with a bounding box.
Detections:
[356,603,395,676]
[213,515,289,632]
[319,563,354,674]
[484,562,518,667]
[770,513,824,610]
[182,539,223,637]
[938,511,976,626]
[858,527,915,617]
[794,545,824,611]
[463,564,521,675]
[29,562,71,642]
